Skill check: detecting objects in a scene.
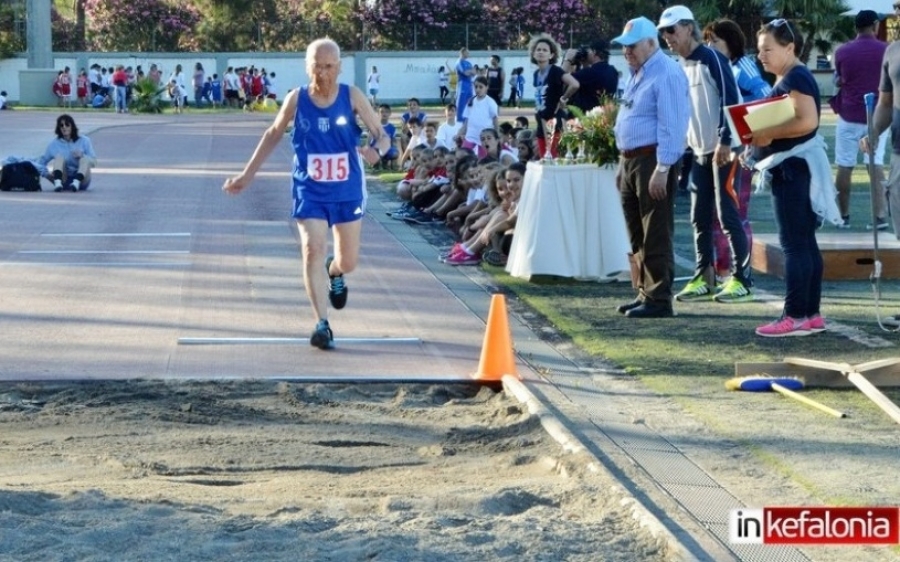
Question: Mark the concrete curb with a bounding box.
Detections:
[502,374,700,562]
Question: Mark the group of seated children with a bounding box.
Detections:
[371,102,540,267]
[387,143,527,267]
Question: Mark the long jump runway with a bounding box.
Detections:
[0,115,500,382]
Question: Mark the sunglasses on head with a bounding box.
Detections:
[767,18,796,43]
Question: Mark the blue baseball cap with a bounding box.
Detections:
[612,17,659,46]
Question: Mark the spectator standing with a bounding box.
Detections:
[58,67,73,108]
[612,16,690,319]
[267,72,278,100]
[169,64,187,107]
[438,66,450,104]
[193,63,205,108]
[0,90,8,110]
[659,6,751,304]
[561,40,618,112]
[832,10,890,230]
[224,67,239,107]
[112,65,128,113]
[211,74,223,107]
[486,55,506,105]
[367,66,380,105]
[864,4,900,327]
[455,77,500,155]
[703,18,772,281]
[100,67,112,97]
[749,19,841,336]
[530,34,579,158]
[148,64,162,87]
[89,64,102,95]
[76,69,89,107]
[455,48,476,121]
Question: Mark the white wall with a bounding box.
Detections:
[13,49,841,104]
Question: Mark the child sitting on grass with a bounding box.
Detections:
[443,162,525,266]
[402,146,453,224]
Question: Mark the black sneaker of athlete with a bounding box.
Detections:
[325,255,348,310]
[309,319,335,350]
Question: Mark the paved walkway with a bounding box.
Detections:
[0,111,811,561]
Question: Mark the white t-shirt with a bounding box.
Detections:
[367,73,379,91]
[437,121,462,148]
[461,96,499,145]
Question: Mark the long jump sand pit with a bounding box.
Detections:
[0,380,675,561]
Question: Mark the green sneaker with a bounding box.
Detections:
[675,275,713,302]
[713,277,753,303]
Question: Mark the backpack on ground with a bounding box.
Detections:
[0,161,42,192]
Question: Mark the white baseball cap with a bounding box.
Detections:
[657,5,695,29]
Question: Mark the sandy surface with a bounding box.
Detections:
[0,380,676,561]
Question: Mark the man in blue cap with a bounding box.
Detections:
[613,16,690,318]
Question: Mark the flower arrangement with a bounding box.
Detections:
[559,97,620,167]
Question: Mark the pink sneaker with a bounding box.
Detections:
[801,314,827,334]
[444,250,481,265]
[755,316,811,338]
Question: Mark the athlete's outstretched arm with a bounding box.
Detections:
[223,89,299,194]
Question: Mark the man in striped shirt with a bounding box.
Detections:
[613,16,690,318]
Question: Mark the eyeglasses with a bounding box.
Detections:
[767,18,796,43]
[661,25,677,35]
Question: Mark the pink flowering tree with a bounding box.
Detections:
[361,0,597,50]
[83,0,201,51]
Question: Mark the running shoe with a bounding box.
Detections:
[402,209,431,224]
[325,255,348,310]
[444,250,481,265]
[439,243,464,261]
[675,275,713,302]
[866,218,889,231]
[713,277,753,303]
[801,314,827,334]
[755,316,810,338]
[309,319,335,350]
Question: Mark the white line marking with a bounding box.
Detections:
[18,250,190,255]
[92,167,290,178]
[1,262,189,267]
[41,233,192,238]
[178,337,423,345]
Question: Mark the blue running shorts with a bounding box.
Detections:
[292,198,366,226]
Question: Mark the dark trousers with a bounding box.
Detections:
[619,153,677,304]
[506,88,518,107]
[689,152,751,283]
[770,157,822,319]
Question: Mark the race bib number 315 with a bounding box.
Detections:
[307,152,350,182]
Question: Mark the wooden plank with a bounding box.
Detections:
[734,361,900,388]
[847,370,900,425]
[751,233,900,281]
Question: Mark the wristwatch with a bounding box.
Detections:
[375,146,384,157]
[655,164,670,174]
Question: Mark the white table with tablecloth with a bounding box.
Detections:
[506,162,631,281]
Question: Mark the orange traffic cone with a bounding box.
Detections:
[472,294,519,381]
